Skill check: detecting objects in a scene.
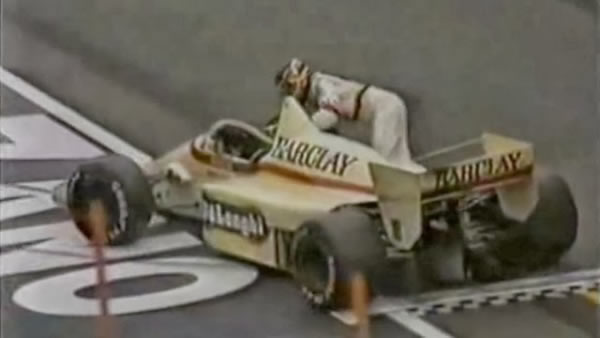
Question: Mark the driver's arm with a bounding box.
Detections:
[312,79,342,130]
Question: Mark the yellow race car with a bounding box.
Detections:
[53,97,578,309]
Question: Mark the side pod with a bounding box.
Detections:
[369,163,423,251]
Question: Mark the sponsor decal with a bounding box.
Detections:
[202,198,268,239]
[270,136,358,177]
[433,151,524,192]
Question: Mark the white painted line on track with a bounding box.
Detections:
[0,231,201,277]
[376,268,600,316]
[0,221,81,247]
[333,268,600,324]
[387,312,455,338]
[0,114,104,159]
[332,268,600,336]
[0,67,152,164]
[331,305,457,337]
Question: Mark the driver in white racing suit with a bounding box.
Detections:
[273,58,425,172]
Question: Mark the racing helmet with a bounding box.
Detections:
[274,58,311,98]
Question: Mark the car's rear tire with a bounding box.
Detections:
[466,173,578,281]
[66,154,154,246]
[523,173,578,255]
[290,208,385,309]
[496,173,578,270]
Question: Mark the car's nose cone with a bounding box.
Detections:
[51,181,69,207]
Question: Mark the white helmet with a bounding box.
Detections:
[274,58,311,97]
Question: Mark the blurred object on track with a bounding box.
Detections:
[89,200,119,338]
[351,273,370,338]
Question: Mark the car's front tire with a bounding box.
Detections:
[66,154,154,246]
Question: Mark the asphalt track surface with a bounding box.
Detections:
[1,0,599,337]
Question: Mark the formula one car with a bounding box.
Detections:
[53,97,578,309]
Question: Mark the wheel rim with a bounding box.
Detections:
[295,237,333,298]
[70,173,120,243]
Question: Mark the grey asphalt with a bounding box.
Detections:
[1,0,598,337]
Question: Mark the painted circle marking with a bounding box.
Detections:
[13,256,258,316]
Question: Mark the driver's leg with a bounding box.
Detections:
[371,97,425,172]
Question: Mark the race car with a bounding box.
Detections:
[52,97,578,309]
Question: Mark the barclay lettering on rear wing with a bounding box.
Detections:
[270,137,358,177]
[433,151,526,192]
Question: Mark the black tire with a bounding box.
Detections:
[523,173,578,254]
[290,208,385,309]
[467,173,578,281]
[66,154,154,246]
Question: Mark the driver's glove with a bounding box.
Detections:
[312,108,339,131]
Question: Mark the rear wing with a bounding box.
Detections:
[369,133,536,250]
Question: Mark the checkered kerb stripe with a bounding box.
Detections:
[402,280,600,317]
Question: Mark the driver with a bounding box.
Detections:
[273,58,425,173]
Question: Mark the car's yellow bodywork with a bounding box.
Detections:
[146,97,536,271]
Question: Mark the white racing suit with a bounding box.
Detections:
[304,72,425,173]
